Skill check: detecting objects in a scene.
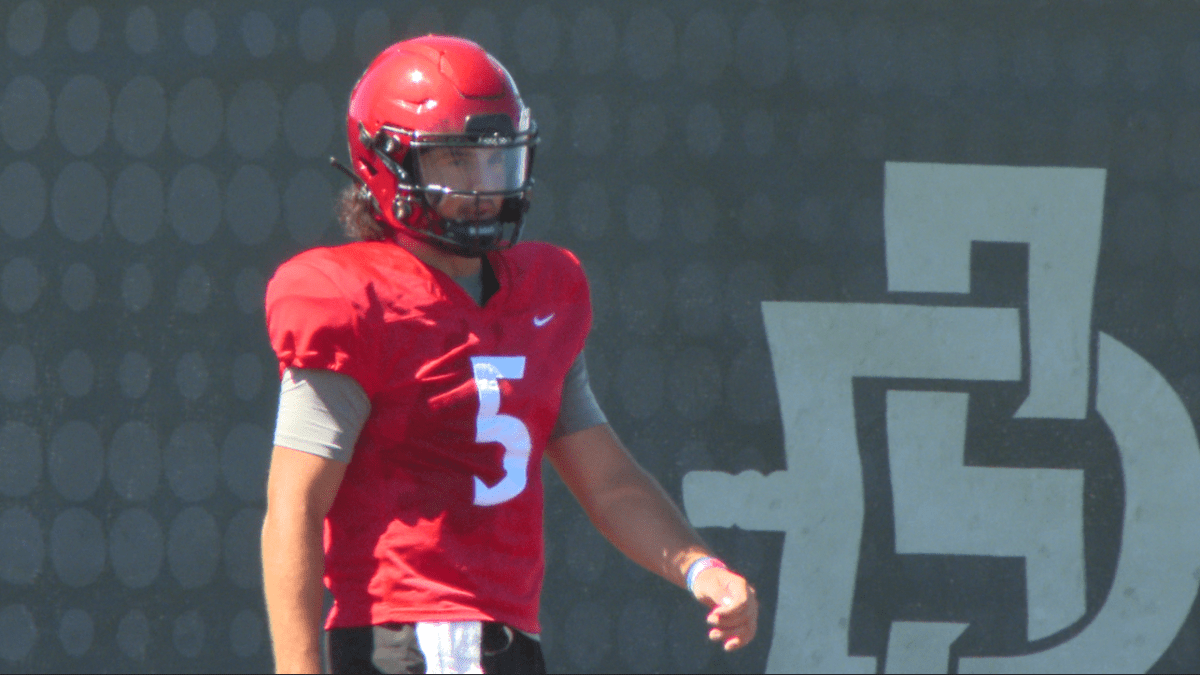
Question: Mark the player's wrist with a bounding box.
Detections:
[686,556,728,595]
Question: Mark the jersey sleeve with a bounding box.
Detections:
[264,259,383,395]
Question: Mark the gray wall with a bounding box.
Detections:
[3,1,1200,673]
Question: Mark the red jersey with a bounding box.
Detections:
[265,240,591,633]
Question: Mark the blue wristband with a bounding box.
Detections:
[686,556,727,593]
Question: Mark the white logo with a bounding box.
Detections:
[682,163,1200,673]
[532,313,555,327]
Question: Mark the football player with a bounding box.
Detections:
[260,35,757,674]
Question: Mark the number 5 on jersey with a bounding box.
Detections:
[471,356,531,506]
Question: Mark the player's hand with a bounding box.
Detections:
[691,567,758,651]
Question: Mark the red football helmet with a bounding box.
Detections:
[346,35,537,256]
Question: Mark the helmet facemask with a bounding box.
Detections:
[367,114,537,257]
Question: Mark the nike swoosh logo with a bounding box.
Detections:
[533,313,555,327]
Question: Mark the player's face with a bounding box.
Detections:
[417,146,510,221]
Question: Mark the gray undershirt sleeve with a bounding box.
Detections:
[272,270,608,462]
[550,352,608,439]
[273,368,371,463]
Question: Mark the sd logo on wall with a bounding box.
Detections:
[684,162,1200,673]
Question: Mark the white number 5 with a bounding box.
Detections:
[471,356,531,506]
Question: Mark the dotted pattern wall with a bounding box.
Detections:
[4,1,1200,673]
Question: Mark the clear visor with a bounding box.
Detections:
[414,144,530,196]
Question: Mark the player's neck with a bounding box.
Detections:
[393,232,482,279]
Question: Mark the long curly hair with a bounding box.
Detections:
[337,185,392,241]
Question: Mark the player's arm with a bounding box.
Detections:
[262,446,347,674]
[546,424,758,651]
[261,369,368,673]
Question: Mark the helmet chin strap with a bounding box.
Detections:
[393,222,501,260]
[425,217,507,257]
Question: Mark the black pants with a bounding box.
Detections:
[325,622,546,674]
